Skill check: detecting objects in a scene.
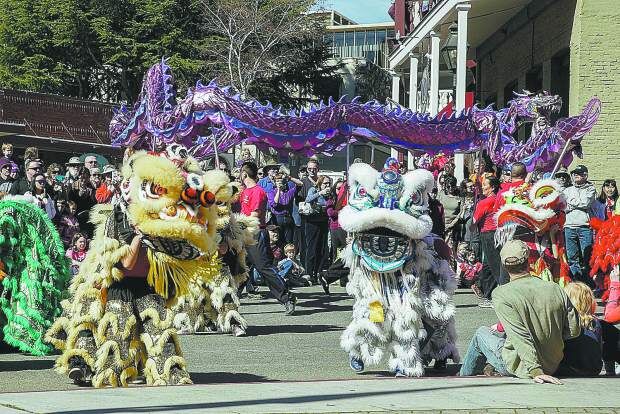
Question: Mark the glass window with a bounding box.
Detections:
[365,30,376,45]
[376,30,386,44]
[387,29,395,39]
[334,32,344,47]
[345,31,354,47]
[355,31,365,47]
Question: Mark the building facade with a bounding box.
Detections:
[388,0,620,183]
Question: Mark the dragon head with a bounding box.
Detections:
[339,158,435,272]
[508,90,562,123]
[495,179,566,245]
[120,146,219,259]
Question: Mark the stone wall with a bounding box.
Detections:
[476,0,575,106]
[569,0,620,183]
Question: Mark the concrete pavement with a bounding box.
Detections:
[1,377,620,413]
[0,286,617,413]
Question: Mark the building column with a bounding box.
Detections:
[408,54,419,111]
[408,54,419,170]
[455,3,471,112]
[429,31,440,116]
[391,72,401,159]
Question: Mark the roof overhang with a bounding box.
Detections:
[389,0,533,70]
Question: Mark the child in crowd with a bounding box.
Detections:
[456,243,482,288]
[267,224,283,262]
[55,199,80,248]
[278,244,310,287]
[65,232,88,276]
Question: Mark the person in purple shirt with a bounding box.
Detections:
[267,172,298,244]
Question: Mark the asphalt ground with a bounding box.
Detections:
[0,285,492,393]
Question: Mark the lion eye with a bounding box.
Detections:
[142,181,167,199]
[358,187,367,197]
[410,191,422,205]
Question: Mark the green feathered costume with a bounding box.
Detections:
[0,199,71,355]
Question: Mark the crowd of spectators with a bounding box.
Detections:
[3,141,620,379]
[0,144,122,275]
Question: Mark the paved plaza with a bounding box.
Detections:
[0,286,618,413]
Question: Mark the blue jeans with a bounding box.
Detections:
[564,226,593,286]
[459,326,510,376]
[277,259,294,280]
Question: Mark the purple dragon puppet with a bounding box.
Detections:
[110,59,601,171]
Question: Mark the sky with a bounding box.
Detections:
[323,0,393,24]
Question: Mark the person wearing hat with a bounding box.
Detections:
[459,240,581,384]
[563,164,597,288]
[0,162,13,194]
[64,156,83,190]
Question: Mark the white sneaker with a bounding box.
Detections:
[231,324,246,337]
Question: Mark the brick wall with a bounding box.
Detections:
[0,90,115,144]
[476,0,620,184]
[569,0,620,184]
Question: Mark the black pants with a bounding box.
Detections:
[275,214,295,245]
[602,320,620,363]
[305,219,329,280]
[329,227,347,263]
[477,231,503,299]
[297,217,306,267]
[244,229,290,304]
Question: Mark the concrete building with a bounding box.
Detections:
[388,0,620,183]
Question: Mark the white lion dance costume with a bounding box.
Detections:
[46,148,222,387]
[339,159,459,376]
[173,170,259,336]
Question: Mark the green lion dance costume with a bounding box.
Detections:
[46,147,223,387]
[173,170,259,336]
[0,198,71,355]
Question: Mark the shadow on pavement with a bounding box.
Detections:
[49,382,524,414]
[189,372,279,384]
[247,324,341,336]
[0,359,55,371]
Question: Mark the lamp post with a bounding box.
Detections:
[441,23,458,102]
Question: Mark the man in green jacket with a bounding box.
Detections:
[459,240,581,384]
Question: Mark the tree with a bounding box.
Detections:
[201,0,340,104]
[247,32,343,108]
[0,0,208,102]
[354,60,391,103]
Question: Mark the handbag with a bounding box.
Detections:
[298,201,314,216]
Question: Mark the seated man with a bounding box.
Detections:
[459,240,581,384]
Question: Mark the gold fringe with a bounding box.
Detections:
[146,250,220,299]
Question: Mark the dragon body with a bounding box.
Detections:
[111,59,601,172]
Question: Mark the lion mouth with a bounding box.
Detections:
[352,227,412,272]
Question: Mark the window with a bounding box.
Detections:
[345,31,354,47]
[355,31,365,47]
[503,79,518,107]
[334,32,344,47]
[365,30,376,45]
[376,30,386,44]
[387,29,395,39]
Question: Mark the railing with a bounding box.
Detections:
[410,0,445,33]
[329,43,391,68]
[0,89,115,144]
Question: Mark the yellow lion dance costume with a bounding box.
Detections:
[173,170,259,336]
[46,148,227,387]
